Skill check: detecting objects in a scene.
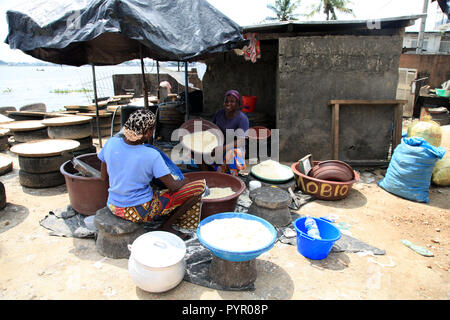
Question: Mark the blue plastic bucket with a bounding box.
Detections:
[293,217,341,260]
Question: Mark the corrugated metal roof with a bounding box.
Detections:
[242,15,425,35]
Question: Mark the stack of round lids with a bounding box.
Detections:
[10,139,80,157]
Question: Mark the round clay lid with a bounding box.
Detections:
[41,115,92,126]
[10,139,80,157]
[1,120,46,132]
[0,129,10,136]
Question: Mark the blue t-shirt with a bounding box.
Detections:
[97,136,171,207]
[212,109,249,139]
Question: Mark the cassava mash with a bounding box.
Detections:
[252,159,293,180]
[200,217,273,251]
[203,187,235,199]
[182,131,218,153]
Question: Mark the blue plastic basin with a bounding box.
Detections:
[293,217,341,260]
[197,212,277,262]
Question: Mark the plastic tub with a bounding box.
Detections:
[291,161,359,200]
[60,153,108,215]
[197,212,277,262]
[293,217,341,260]
[183,171,246,219]
[242,96,257,113]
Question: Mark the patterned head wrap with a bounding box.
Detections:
[224,90,242,107]
[123,109,156,142]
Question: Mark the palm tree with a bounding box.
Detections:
[307,0,355,21]
[266,0,302,21]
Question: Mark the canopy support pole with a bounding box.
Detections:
[91,65,102,148]
[184,61,189,121]
[139,44,149,109]
[156,61,160,101]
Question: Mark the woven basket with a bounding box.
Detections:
[175,199,202,230]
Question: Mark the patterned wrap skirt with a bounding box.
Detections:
[214,147,246,176]
[108,179,206,223]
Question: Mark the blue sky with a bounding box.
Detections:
[0,0,445,63]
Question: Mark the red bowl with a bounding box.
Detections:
[291,161,359,200]
[248,126,271,140]
[309,160,355,182]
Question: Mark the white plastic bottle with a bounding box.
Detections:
[304,216,321,239]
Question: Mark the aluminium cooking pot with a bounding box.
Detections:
[127,231,186,293]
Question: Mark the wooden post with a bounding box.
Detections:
[139,44,149,109]
[156,61,160,101]
[392,102,404,152]
[91,65,102,148]
[331,103,340,160]
[184,61,189,122]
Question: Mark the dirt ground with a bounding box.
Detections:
[0,124,449,300]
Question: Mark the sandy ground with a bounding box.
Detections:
[0,124,449,301]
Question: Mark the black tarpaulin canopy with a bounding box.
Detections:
[5,0,245,65]
[5,0,246,145]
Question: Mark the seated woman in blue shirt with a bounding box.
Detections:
[98,109,205,239]
[198,90,249,176]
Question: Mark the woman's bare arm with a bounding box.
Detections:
[158,174,189,193]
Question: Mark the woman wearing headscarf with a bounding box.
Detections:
[97,109,205,239]
[206,89,249,176]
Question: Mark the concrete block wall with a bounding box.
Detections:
[202,40,278,118]
[277,34,404,161]
[112,71,202,97]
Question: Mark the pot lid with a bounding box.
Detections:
[130,231,186,268]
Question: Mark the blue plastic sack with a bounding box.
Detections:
[378,136,446,203]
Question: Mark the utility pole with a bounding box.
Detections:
[416,0,429,54]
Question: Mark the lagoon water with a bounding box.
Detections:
[0,64,159,113]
